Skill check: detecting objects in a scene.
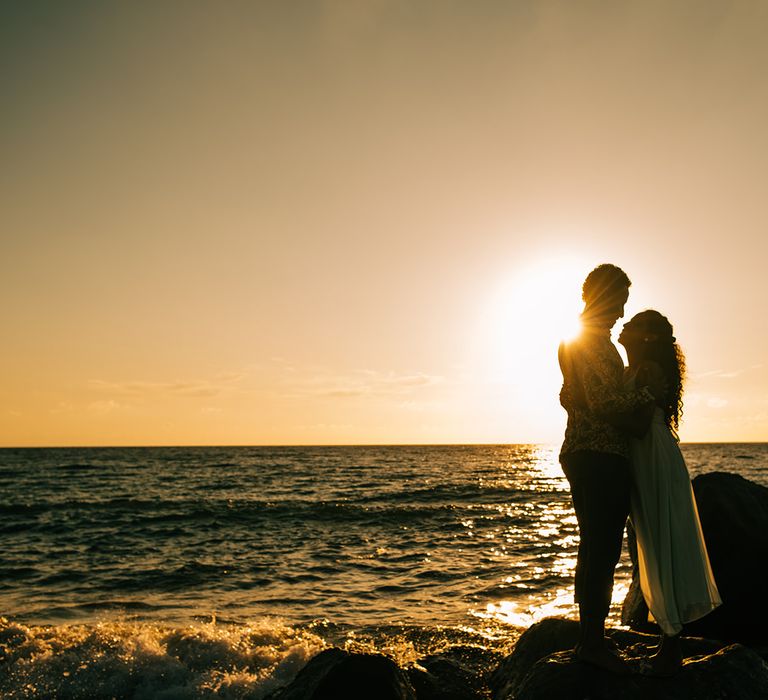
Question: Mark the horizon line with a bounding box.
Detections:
[1,441,766,449]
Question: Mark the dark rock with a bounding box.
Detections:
[622,471,768,643]
[408,644,501,699]
[489,618,579,700]
[268,647,417,700]
[515,642,768,700]
[608,627,722,658]
[511,650,606,700]
[491,617,768,700]
[670,644,768,700]
[408,664,474,700]
[426,643,505,679]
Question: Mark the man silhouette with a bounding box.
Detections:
[558,264,658,673]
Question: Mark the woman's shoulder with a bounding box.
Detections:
[631,359,665,389]
[636,359,665,377]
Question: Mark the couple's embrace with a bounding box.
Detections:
[558,264,721,676]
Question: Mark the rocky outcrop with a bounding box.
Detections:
[267,643,504,700]
[408,644,505,700]
[489,617,768,700]
[488,617,580,700]
[266,648,418,700]
[269,618,768,700]
[622,471,768,643]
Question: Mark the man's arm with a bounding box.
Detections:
[558,340,586,409]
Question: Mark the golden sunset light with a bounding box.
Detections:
[468,256,588,437]
[1,3,766,446]
[3,6,768,697]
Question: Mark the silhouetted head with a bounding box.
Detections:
[581,264,631,328]
[619,309,686,435]
[618,309,675,353]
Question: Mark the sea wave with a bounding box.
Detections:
[2,444,764,659]
[0,616,325,700]
[0,615,517,700]
[0,495,546,529]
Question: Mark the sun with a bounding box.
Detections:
[475,256,587,377]
[502,258,585,350]
[469,256,589,437]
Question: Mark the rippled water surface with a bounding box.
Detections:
[1,444,766,697]
[3,443,766,628]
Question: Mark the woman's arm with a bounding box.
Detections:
[606,402,655,438]
[607,362,666,438]
[577,346,655,416]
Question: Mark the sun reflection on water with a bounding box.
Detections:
[472,586,576,628]
[531,445,568,484]
[465,446,634,632]
[471,578,631,630]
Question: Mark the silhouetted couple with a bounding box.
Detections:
[558,264,721,676]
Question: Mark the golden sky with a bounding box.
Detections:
[1,1,766,446]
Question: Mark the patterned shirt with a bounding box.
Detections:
[558,324,654,460]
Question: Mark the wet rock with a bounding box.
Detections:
[489,618,580,700]
[491,617,768,700]
[408,664,475,700]
[408,645,502,699]
[515,642,768,700]
[622,471,768,643]
[268,647,417,700]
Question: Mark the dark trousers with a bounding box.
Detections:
[561,450,631,622]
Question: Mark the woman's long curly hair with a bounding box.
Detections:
[630,310,686,436]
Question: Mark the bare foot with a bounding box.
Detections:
[644,650,682,678]
[640,634,683,677]
[574,644,632,675]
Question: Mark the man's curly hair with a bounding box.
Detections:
[582,264,631,305]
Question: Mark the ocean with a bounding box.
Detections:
[1,444,766,698]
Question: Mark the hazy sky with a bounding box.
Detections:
[2,1,766,446]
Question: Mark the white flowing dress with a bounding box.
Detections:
[629,404,722,636]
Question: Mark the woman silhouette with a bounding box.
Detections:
[618,310,721,676]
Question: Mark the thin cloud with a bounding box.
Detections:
[283,367,444,399]
[213,372,247,383]
[88,373,246,399]
[694,365,763,380]
[399,399,447,412]
[294,422,354,431]
[200,406,223,415]
[88,399,123,414]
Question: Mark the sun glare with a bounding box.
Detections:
[511,259,585,346]
[471,256,588,433]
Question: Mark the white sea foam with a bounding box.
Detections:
[0,616,326,699]
[0,613,524,699]
[3,444,764,696]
